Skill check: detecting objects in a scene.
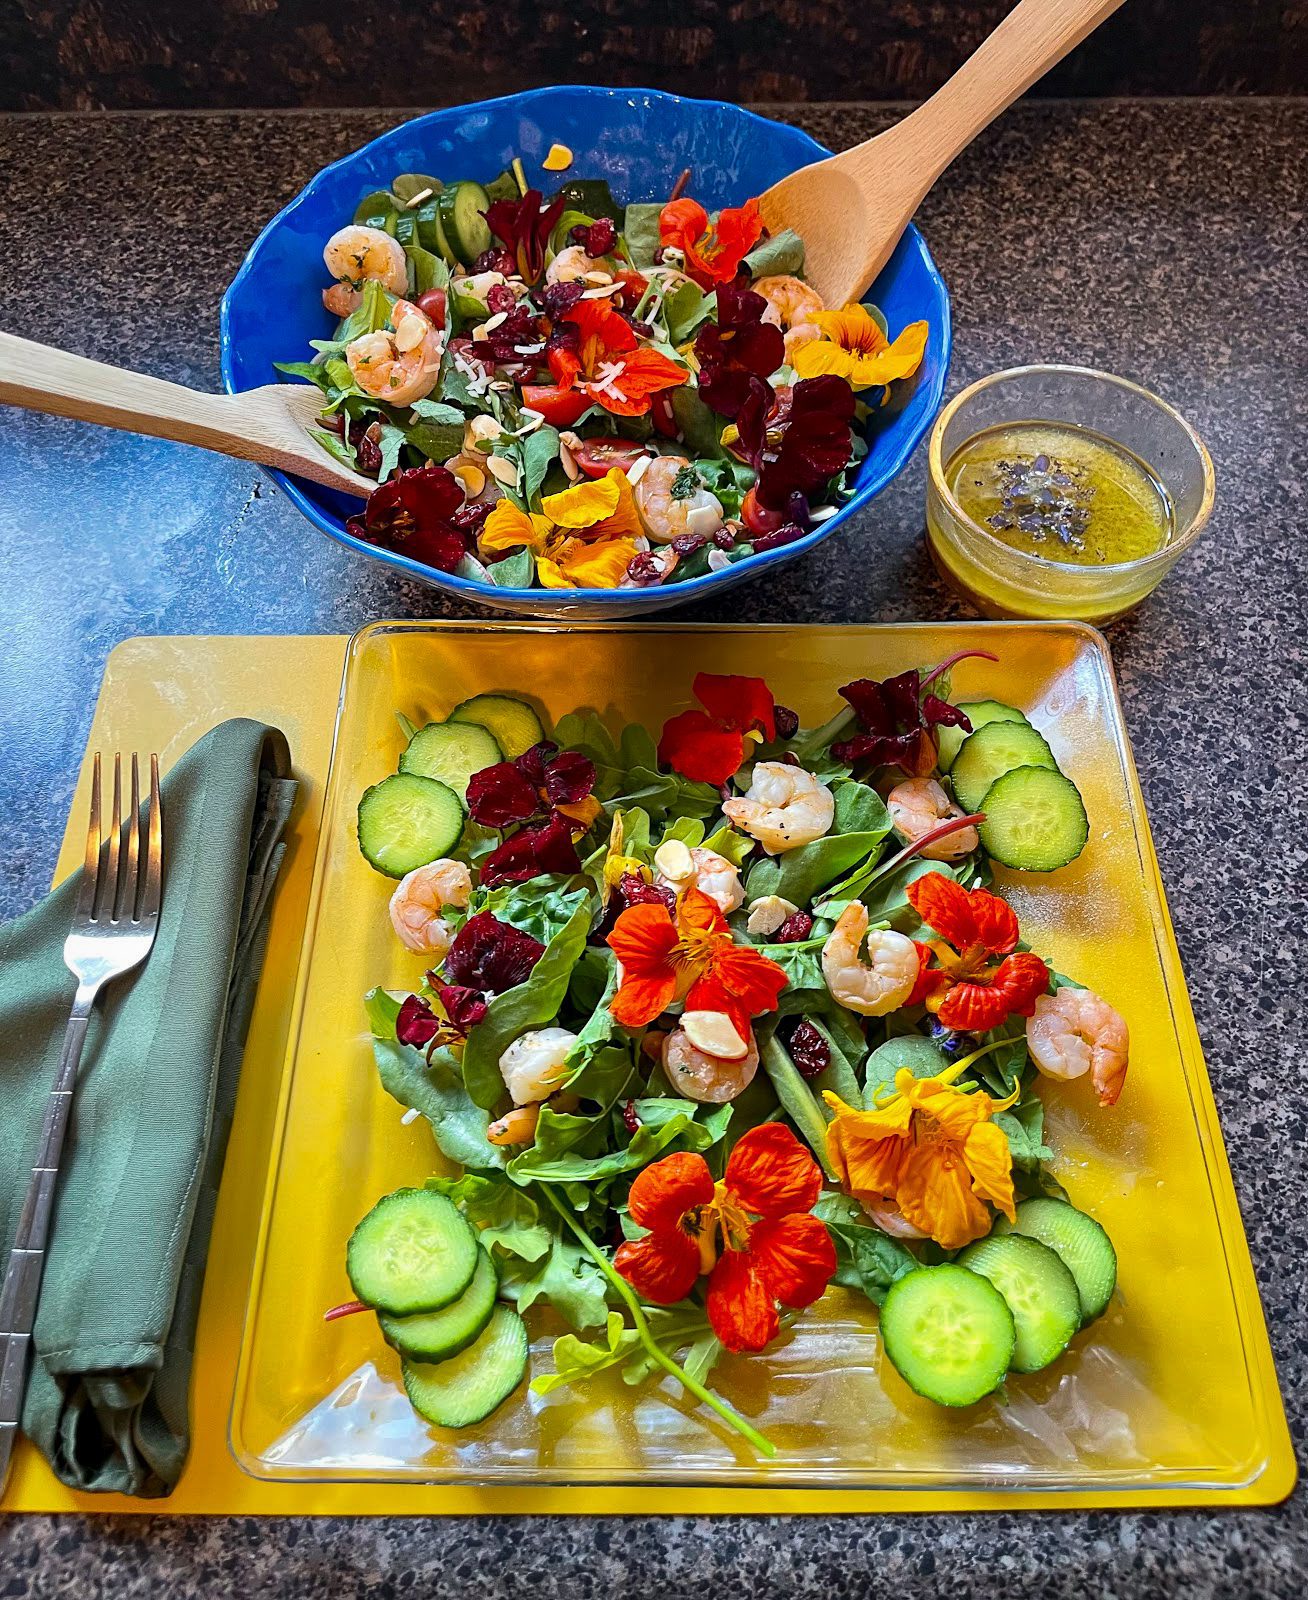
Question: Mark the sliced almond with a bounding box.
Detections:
[625,452,653,487]
[681,1010,749,1060]
[559,440,579,481]
[482,310,509,333]
[746,895,799,937]
[485,454,519,488]
[581,269,614,286]
[471,323,490,343]
[393,315,426,353]
[453,463,486,498]
[653,839,695,883]
[403,186,434,209]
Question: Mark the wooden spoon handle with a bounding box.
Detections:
[0,328,266,457]
[894,0,1128,185]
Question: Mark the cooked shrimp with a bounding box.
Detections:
[346,298,443,405]
[321,225,408,316]
[1026,989,1129,1107]
[723,762,834,854]
[653,840,745,915]
[863,1200,929,1241]
[545,245,610,285]
[887,778,980,861]
[754,274,825,361]
[387,858,472,956]
[663,1019,759,1104]
[821,902,919,1017]
[635,456,725,545]
[487,1092,580,1146]
[499,1026,579,1106]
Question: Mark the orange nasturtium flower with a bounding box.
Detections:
[825,1067,1017,1251]
[481,467,643,589]
[547,297,687,416]
[905,873,1050,1032]
[658,197,765,287]
[607,885,788,1045]
[615,1123,837,1351]
[792,305,928,392]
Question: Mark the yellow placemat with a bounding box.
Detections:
[3,634,1294,1516]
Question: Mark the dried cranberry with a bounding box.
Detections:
[712,527,736,550]
[670,531,709,557]
[569,216,617,257]
[318,411,345,436]
[786,1019,830,1079]
[779,751,801,766]
[775,911,814,943]
[621,1099,641,1135]
[773,704,800,740]
[537,280,584,321]
[617,872,676,914]
[750,521,806,554]
[348,417,383,478]
[486,282,517,315]
[625,552,663,586]
[450,498,492,535]
[473,247,515,274]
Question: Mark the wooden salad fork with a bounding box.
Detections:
[0,753,164,1495]
[759,0,1128,307]
[0,330,375,498]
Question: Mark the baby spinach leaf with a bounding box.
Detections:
[701,822,754,868]
[863,1035,949,1103]
[670,386,727,458]
[623,202,663,266]
[744,228,805,280]
[508,1097,726,1185]
[363,986,404,1041]
[274,359,334,392]
[814,1193,918,1304]
[994,1092,1053,1173]
[354,188,399,231]
[663,281,716,344]
[404,240,448,296]
[461,896,593,1108]
[474,876,589,944]
[488,547,534,588]
[373,1039,505,1170]
[377,421,408,481]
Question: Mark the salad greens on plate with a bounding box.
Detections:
[335,657,1124,1452]
[276,157,929,591]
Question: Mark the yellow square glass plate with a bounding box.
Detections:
[231,621,1293,1500]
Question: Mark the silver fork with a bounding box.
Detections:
[0,753,163,1495]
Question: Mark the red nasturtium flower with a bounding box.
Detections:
[484,189,567,283]
[546,297,686,417]
[466,742,601,887]
[614,1124,837,1352]
[346,465,471,574]
[607,886,787,1045]
[832,650,997,777]
[658,671,776,786]
[905,874,1050,1031]
[694,285,785,418]
[735,375,857,513]
[658,197,764,288]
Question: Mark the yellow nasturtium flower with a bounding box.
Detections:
[481,467,643,589]
[792,305,929,392]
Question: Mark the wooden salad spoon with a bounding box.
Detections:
[0,330,375,498]
[760,0,1129,308]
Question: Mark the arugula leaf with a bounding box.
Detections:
[663,281,716,344]
[624,202,663,266]
[747,779,891,906]
[744,228,805,279]
[274,359,335,392]
[309,427,359,471]
[378,421,408,480]
[461,895,593,1108]
[473,877,590,944]
[508,423,562,508]
[373,1039,505,1170]
[508,1097,728,1185]
[693,458,756,519]
[427,1171,553,1261]
[336,279,394,343]
[531,1311,639,1395]
[818,856,955,925]
[503,1230,610,1330]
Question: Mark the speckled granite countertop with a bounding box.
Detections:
[0,99,1304,1596]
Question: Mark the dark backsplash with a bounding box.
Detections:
[1,0,1303,109]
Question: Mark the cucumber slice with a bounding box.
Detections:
[380,1246,498,1361]
[937,700,1030,774]
[399,720,502,801]
[402,1304,529,1428]
[956,1234,1081,1374]
[357,773,463,877]
[449,693,546,760]
[977,765,1089,872]
[438,181,493,267]
[347,1189,479,1316]
[994,1197,1117,1323]
[880,1264,1015,1407]
[951,720,1058,814]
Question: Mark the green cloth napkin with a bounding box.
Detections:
[0,718,296,1497]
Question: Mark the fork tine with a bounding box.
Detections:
[93,754,122,921]
[140,754,163,924]
[72,754,102,920]
[115,753,142,923]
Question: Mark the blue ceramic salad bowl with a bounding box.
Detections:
[220,86,951,616]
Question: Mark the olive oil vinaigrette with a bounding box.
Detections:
[945,422,1174,568]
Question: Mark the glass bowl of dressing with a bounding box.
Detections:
[925,365,1215,622]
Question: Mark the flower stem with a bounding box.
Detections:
[538,1185,777,1459]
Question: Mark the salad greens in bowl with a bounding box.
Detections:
[219,87,951,616]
